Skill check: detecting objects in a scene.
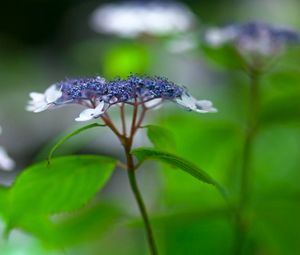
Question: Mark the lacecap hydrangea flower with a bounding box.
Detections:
[27,75,217,121]
[205,22,300,61]
[90,1,196,38]
[0,126,15,171]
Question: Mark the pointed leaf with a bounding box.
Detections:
[132,148,227,200]
[17,203,122,248]
[48,123,105,163]
[9,155,116,217]
[144,125,176,152]
[55,203,122,246]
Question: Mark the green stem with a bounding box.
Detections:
[117,104,158,255]
[241,68,260,207]
[126,154,158,255]
[234,68,260,255]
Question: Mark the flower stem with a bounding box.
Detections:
[126,152,158,255]
[234,68,260,254]
[241,68,260,208]
[107,104,158,255]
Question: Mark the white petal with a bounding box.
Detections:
[175,93,217,113]
[144,98,162,110]
[29,92,45,101]
[45,85,62,103]
[26,100,49,113]
[75,109,97,122]
[93,101,105,117]
[175,92,197,109]
[0,147,15,171]
[75,101,107,122]
[195,100,218,113]
[27,92,47,112]
[32,104,50,113]
[75,102,106,122]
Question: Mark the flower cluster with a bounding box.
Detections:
[205,22,300,60]
[0,126,15,171]
[90,1,196,38]
[27,75,217,121]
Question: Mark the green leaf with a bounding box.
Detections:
[0,186,9,219]
[131,148,227,200]
[18,203,122,248]
[48,123,105,163]
[9,155,116,217]
[144,125,176,152]
[55,203,122,246]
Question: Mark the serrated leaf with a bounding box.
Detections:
[132,148,227,200]
[9,155,116,217]
[144,125,176,152]
[48,123,105,163]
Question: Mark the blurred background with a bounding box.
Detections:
[0,0,300,254]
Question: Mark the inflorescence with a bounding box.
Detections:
[205,22,300,61]
[27,75,216,121]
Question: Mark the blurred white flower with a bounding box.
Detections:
[90,1,196,38]
[26,85,62,113]
[0,127,15,171]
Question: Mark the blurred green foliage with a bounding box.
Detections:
[1,0,300,254]
[103,42,150,78]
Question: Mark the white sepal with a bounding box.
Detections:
[175,92,217,113]
[26,85,62,113]
[45,85,63,103]
[75,101,105,122]
[144,98,162,110]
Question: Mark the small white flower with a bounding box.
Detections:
[0,127,15,171]
[26,85,62,113]
[75,101,106,122]
[175,92,217,113]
